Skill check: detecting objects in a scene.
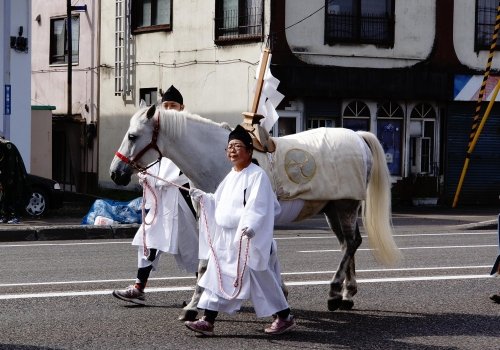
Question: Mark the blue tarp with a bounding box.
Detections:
[81,197,143,225]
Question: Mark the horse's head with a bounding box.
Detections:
[110,104,162,186]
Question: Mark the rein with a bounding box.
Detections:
[115,112,163,172]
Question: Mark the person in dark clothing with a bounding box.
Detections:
[0,140,30,224]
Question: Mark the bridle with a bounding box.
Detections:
[115,110,163,172]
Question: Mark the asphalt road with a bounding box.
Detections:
[0,212,499,350]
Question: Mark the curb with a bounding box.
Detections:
[0,224,140,242]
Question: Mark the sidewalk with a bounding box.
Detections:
[0,202,498,242]
[0,200,139,242]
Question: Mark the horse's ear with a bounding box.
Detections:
[139,99,147,109]
[146,104,156,119]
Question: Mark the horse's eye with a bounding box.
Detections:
[128,134,137,141]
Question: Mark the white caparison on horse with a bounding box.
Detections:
[110,105,401,320]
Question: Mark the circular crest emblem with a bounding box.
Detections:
[284,149,316,184]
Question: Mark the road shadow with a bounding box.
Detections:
[212,306,498,349]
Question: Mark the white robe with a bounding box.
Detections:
[132,158,198,273]
[197,163,288,316]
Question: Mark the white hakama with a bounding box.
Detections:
[132,158,198,273]
[196,163,289,317]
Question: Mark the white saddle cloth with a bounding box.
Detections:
[255,127,369,201]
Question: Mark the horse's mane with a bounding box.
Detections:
[157,108,232,139]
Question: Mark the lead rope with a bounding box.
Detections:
[140,169,250,299]
[140,176,157,256]
[199,197,250,299]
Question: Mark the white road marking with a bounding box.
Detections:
[2,276,195,287]
[0,231,496,247]
[281,265,492,275]
[0,241,132,248]
[0,274,492,300]
[285,274,491,286]
[0,286,194,300]
[2,265,489,287]
[299,244,497,253]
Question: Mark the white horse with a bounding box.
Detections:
[110,105,401,320]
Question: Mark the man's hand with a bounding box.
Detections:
[189,187,205,201]
[241,227,255,239]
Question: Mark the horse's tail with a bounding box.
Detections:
[357,131,401,266]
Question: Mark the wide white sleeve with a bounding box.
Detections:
[235,168,278,271]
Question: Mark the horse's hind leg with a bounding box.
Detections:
[177,259,207,321]
[339,222,361,310]
[323,200,362,311]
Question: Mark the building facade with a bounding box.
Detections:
[269,0,500,205]
[98,0,270,190]
[1,0,32,171]
[93,0,500,205]
[31,0,99,192]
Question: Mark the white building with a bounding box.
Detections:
[98,0,269,189]
[0,0,32,171]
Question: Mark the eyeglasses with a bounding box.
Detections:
[225,143,246,151]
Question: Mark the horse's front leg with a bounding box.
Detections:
[178,259,207,321]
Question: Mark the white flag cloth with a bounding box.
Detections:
[254,52,285,132]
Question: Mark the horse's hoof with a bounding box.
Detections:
[327,296,342,311]
[339,299,354,310]
[178,309,198,321]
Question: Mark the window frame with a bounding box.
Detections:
[376,101,404,176]
[139,87,159,106]
[214,0,264,45]
[131,0,173,34]
[474,0,499,51]
[49,15,80,65]
[409,103,437,175]
[342,100,371,131]
[324,0,395,47]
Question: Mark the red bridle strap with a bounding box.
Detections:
[115,111,163,171]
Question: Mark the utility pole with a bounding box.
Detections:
[67,0,72,119]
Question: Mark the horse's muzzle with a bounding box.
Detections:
[110,170,132,186]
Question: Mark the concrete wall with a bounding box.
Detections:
[99,0,270,188]
[284,0,435,68]
[30,107,54,178]
[454,0,500,70]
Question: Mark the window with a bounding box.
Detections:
[307,118,337,129]
[376,101,403,176]
[342,100,370,131]
[475,0,498,50]
[325,0,395,47]
[139,88,158,106]
[410,103,436,174]
[215,0,263,43]
[50,16,80,65]
[132,0,172,33]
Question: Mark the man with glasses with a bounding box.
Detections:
[184,125,295,336]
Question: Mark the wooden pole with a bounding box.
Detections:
[452,78,500,207]
[250,48,270,114]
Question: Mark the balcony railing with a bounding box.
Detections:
[325,12,394,47]
[215,6,263,44]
